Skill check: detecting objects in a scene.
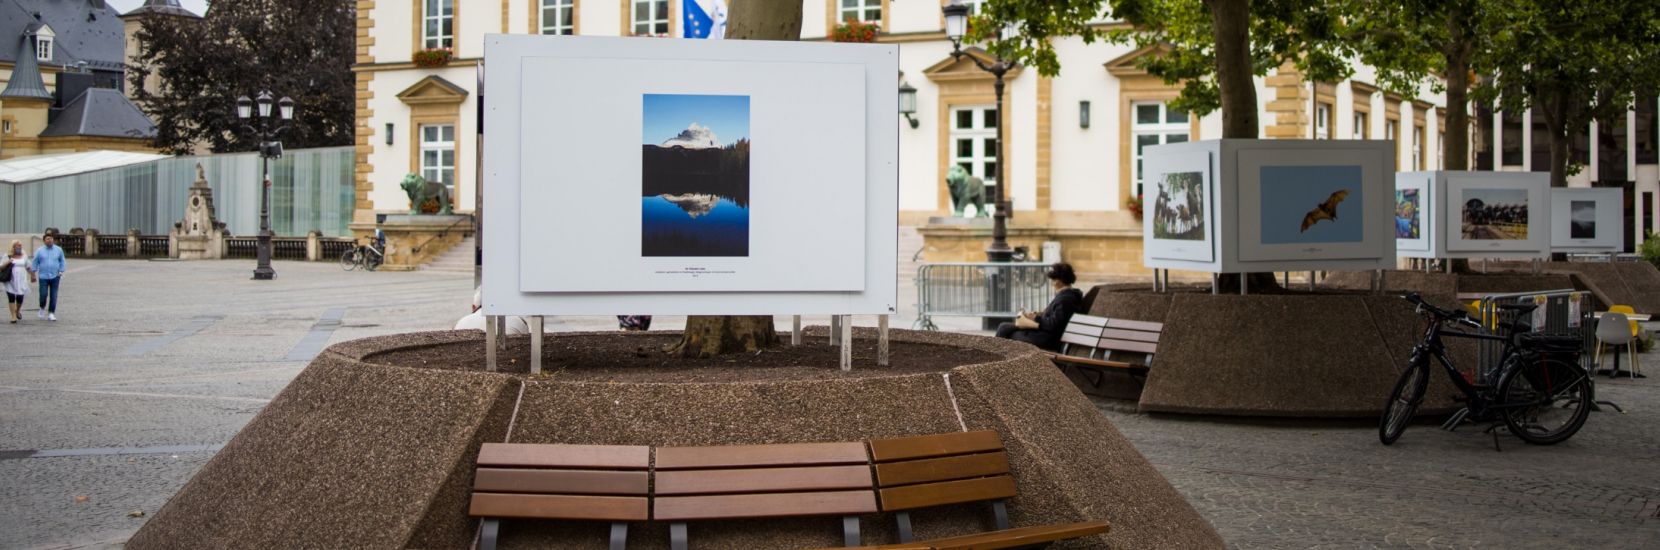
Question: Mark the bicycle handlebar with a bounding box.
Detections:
[1402,292,1482,329]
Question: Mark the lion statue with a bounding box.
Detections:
[945,165,987,218]
[400,173,453,215]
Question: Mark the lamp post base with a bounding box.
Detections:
[252,270,276,280]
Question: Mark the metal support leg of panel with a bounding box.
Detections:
[485,316,498,372]
[878,314,889,366]
[530,316,543,375]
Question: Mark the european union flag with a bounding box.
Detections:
[682,0,726,39]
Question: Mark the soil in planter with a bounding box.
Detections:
[364,332,1005,383]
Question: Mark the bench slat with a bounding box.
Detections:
[1068,314,1109,328]
[654,490,878,520]
[656,465,873,495]
[1104,318,1162,332]
[1063,324,1107,337]
[1096,338,1157,354]
[477,443,649,470]
[878,475,1018,511]
[1061,332,1101,349]
[1047,353,1148,372]
[919,521,1112,550]
[869,430,1003,463]
[1100,328,1160,343]
[654,442,869,470]
[472,468,648,495]
[874,452,1010,488]
[468,493,649,521]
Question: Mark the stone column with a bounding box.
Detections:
[84,229,99,256]
[306,231,321,261]
[127,229,141,258]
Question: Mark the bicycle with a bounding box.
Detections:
[340,240,383,272]
[1380,293,1593,451]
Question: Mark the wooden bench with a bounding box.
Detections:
[1044,314,1164,388]
[867,430,1111,549]
[468,443,650,550]
[655,441,894,550]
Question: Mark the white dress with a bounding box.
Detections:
[2,255,29,296]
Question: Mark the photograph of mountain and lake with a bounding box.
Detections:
[641,94,750,257]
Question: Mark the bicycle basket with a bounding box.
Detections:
[1512,332,1583,354]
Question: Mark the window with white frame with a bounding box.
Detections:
[423,0,453,49]
[1132,101,1190,198]
[1353,111,1368,139]
[633,0,669,36]
[541,0,575,35]
[839,0,881,24]
[421,124,457,197]
[1414,125,1425,170]
[1315,102,1331,139]
[951,105,999,191]
[960,0,987,14]
[35,37,52,61]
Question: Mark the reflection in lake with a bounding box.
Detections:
[642,194,748,257]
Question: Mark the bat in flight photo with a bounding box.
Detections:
[1300,190,1350,232]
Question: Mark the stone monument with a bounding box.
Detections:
[170,164,226,259]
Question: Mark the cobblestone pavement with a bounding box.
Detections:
[1096,363,1660,549]
[4,257,1657,548]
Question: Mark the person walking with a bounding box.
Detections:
[30,234,66,321]
[3,240,31,323]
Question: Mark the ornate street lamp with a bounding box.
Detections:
[943,0,1016,262]
[898,82,919,129]
[237,90,294,280]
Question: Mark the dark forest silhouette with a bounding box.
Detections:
[641,139,750,207]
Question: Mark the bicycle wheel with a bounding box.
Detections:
[340,247,361,271]
[1379,361,1429,445]
[1497,356,1591,445]
[365,251,381,272]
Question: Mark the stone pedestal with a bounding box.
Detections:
[171,164,226,260]
[351,214,473,271]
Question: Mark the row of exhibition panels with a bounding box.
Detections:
[1141,139,1623,275]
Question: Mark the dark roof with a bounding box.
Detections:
[121,0,200,19]
[0,0,127,68]
[39,87,158,139]
[0,33,52,99]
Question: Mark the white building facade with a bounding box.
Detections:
[353,1,1656,274]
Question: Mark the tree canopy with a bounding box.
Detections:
[128,0,356,155]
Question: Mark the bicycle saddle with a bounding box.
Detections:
[1497,303,1539,314]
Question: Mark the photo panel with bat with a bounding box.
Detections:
[1258,165,1365,244]
[1460,188,1529,241]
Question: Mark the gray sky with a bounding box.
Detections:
[106,0,212,17]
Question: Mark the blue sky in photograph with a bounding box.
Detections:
[643,94,750,145]
[1260,165,1365,244]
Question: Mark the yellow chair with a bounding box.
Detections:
[1598,305,1643,378]
[1609,305,1641,337]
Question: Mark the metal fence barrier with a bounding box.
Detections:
[915,262,1055,330]
[1472,289,1596,383]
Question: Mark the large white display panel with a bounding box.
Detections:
[1142,139,1396,273]
[1549,188,1623,252]
[1394,171,1551,259]
[481,35,899,315]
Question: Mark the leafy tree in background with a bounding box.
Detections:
[1471,0,1660,187]
[1344,0,1477,170]
[128,0,356,155]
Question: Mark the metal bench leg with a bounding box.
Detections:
[479,518,500,550]
[670,522,688,550]
[895,511,914,543]
[609,522,627,550]
[843,515,861,547]
[992,500,1010,531]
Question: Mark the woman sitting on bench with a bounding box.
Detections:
[995,262,1083,351]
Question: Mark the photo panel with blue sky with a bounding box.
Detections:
[640,94,751,257]
[1259,165,1365,244]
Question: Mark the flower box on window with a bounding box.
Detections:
[412,48,453,68]
[830,18,880,43]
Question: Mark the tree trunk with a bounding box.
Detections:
[663,0,801,358]
[666,315,781,358]
[1542,95,1571,188]
[1205,0,1259,139]
[1441,10,1472,171]
[1205,0,1279,292]
[724,0,802,40]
